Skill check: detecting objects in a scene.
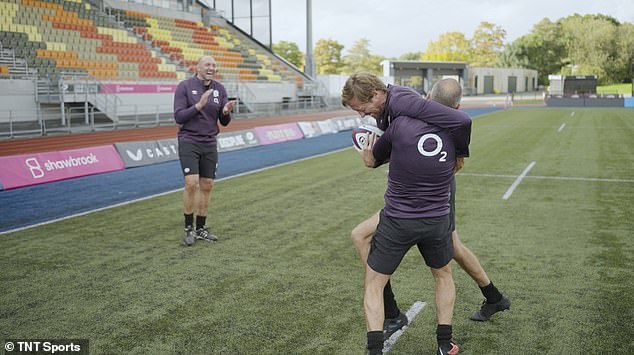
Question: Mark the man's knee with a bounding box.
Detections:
[351,225,371,248]
[184,178,198,193]
[451,231,465,257]
[431,263,453,280]
[199,178,214,192]
[365,266,390,289]
[351,213,379,247]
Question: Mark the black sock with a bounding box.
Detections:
[184,213,194,228]
[436,324,452,348]
[195,215,206,230]
[384,280,400,319]
[480,282,503,304]
[366,330,383,352]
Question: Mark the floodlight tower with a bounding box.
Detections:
[305,0,315,78]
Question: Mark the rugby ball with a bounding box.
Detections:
[351,124,384,151]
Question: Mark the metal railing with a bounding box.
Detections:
[0,107,112,139]
[116,104,174,127]
[0,98,342,139]
[0,43,33,78]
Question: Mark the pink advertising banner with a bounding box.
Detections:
[101,84,177,94]
[254,123,305,145]
[0,145,125,190]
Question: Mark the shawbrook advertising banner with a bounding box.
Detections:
[0,145,124,190]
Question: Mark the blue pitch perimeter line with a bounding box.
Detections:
[0,108,499,233]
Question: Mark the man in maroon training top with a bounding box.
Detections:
[342,73,472,355]
[173,55,235,246]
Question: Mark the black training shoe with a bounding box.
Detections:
[437,341,459,355]
[182,226,195,246]
[383,312,408,340]
[196,227,218,242]
[470,295,511,321]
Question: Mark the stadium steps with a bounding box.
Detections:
[0,46,36,76]
[35,72,120,124]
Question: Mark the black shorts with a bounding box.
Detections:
[178,140,218,179]
[367,210,453,275]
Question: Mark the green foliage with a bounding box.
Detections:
[314,38,345,75]
[597,83,632,95]
[422,22,506,66]
[560,14,618,84]
[613,22,634,83]
[272,40,304,70]
[469,21,506,67]
[399,52,424,61]
[342,38,385,75]
[422,32,471,62]
[502,14,634,85]
[497,18,568,85]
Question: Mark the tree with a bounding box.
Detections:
[559,14,619,84]
[470,21,506,67]
[314,38,344,74]
[501,15,634,85]
[497,39,531,68]
[272,41,304,70]
[422,32,470,62]
[499,18,567,85]
[614,22,634,83]
[342,38,385,75]
[399,52,424,61]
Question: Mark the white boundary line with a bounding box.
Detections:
[0,147,350,235]
[527,175,634,183]
[502,161,536,200]
[383,301,426,353]
[6,146,634,235]
[459,172,634,183]
[557,123,566,132]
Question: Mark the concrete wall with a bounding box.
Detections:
[469,67,538,95]
[243,82,297,103]
[0,79,38,122]
[115,92,174,116]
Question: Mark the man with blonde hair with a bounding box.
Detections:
[343,74,509,355]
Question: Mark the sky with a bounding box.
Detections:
[269,0,634,58]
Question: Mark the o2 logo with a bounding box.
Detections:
[417,133,447,162]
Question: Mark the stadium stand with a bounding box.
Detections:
[0,0,329,138]
[0,0,307,87]
[111,8,302,87]
[0,0,185,81]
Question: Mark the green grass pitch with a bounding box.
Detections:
[1,107,633,354]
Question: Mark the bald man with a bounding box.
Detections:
[174,55,236,246]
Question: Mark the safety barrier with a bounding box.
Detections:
[0,115,364,190]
